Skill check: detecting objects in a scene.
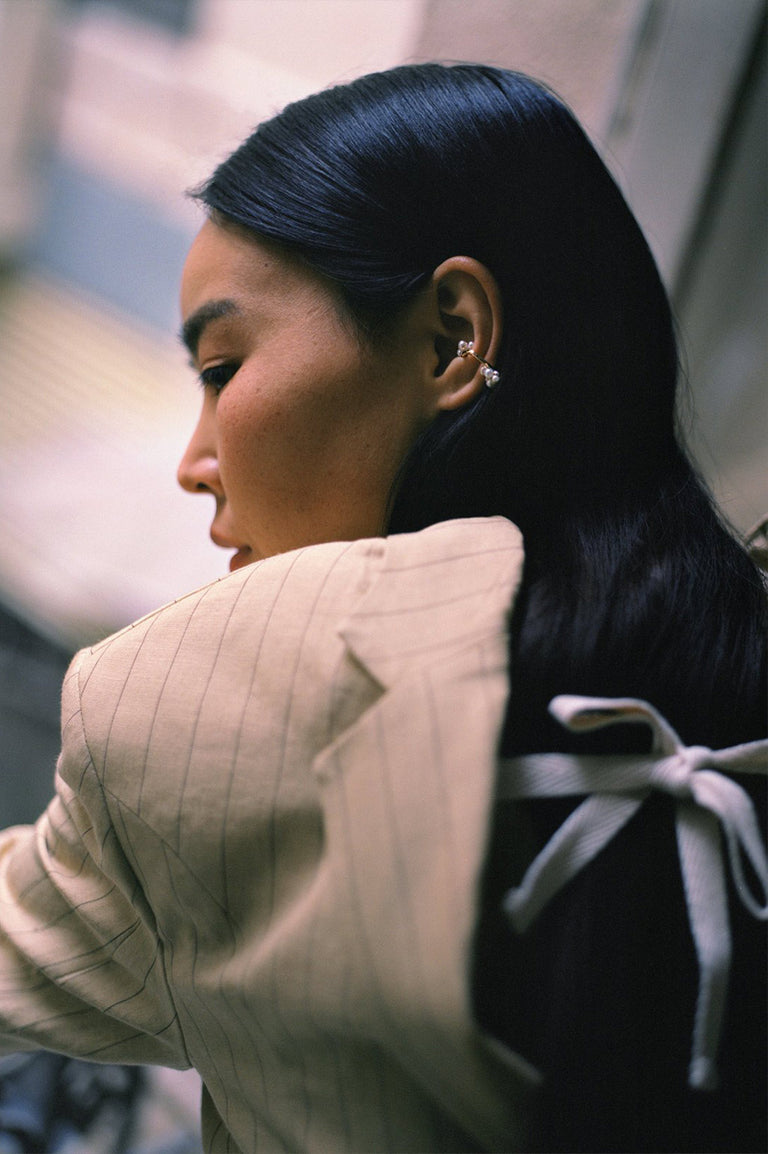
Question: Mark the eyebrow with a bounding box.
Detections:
[179,299,242,359]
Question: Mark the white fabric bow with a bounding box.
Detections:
[495,695,768,1091]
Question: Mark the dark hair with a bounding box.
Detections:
[195,62,765,750]
[196,64,766,1150]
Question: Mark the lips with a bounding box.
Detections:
[209,524,252,572]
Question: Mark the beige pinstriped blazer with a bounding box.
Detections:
[0,517,540,1153]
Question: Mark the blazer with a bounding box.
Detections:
[0,516,539,1153]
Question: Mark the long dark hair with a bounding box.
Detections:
[196,63,766,1151]
[195,62,765,750]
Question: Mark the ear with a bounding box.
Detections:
[428,256,503,413]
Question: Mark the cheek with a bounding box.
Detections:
[214,344,417,512]
[216,380,325,496]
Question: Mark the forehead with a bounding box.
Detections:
[179,219,356,364]
[180,219,298,315]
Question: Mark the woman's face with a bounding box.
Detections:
[178,220,431,570]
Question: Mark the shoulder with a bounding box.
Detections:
[85,516,521,657]
[67,516,523,722]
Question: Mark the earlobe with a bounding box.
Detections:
[428,256,503,413]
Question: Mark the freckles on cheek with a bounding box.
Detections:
[219,391,306,490]
[219,380,271,440]
[215,394,259,482]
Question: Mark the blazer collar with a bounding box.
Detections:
[338,517,525,689]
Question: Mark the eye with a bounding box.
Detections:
[199,362,239,394]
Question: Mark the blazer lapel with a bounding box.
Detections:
[338,516,525,689]
[313,517,539,1151]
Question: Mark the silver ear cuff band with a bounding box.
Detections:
[457,340,501,387]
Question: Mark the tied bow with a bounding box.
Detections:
[495,696,768,1091]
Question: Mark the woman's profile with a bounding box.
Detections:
[0,63,765,1153]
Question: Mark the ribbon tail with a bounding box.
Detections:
[503,794,642,933]
[693,770,768,920]
[675,803,731,1091]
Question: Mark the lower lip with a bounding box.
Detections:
[229,548,252,572]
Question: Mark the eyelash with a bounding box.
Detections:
[199,362,239,394]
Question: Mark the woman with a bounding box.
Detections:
[0,64,764,1153]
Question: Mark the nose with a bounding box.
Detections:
[177,405,222,496]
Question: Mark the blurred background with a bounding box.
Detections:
[0,0,765,1150]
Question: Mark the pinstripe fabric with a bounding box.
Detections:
[0,517,538,1152]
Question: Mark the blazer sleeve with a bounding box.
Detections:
[0,649,190,1069]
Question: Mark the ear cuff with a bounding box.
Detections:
[457,340,501,387]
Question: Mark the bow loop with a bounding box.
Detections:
[549,693,684,754]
